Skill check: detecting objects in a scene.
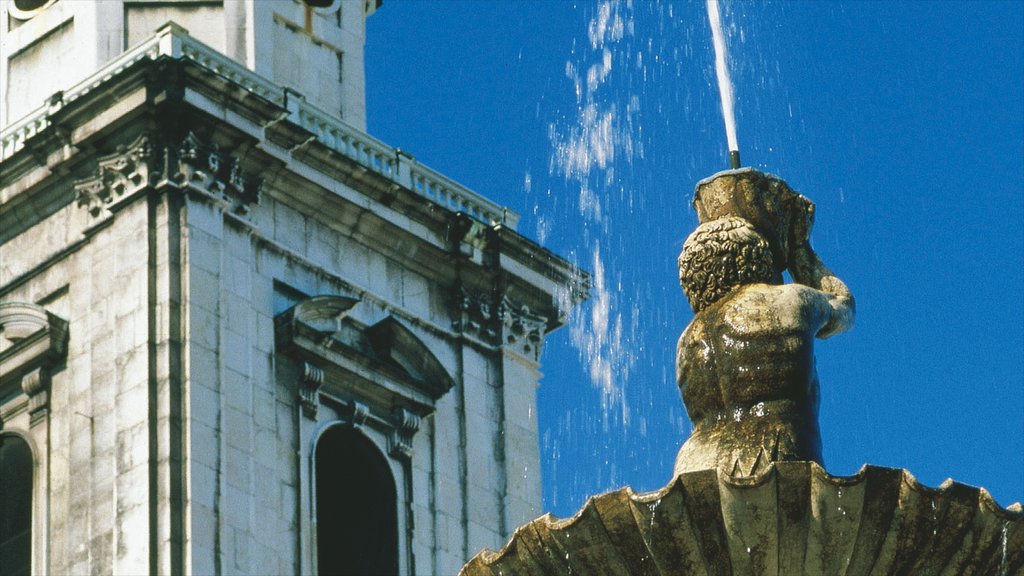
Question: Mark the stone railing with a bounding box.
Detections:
[292,102,514,228]
[0,23,519,229]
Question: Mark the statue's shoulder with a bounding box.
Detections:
[741,282,824,302]
[714,283,826,331]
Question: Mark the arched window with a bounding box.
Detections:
[315,426,397,576]
[0,434,32,576]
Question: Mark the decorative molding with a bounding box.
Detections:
[497,297,548,362]
[0,302,67,423]
[345,401,370,429]
[365,316,454,400]
[276,297,450,423]
[21,368,50,425]
[0,302,68,374]
[1,23,519,230]
[299,362,324,419]
[73,132,263,218]
[175,132,262,214]
[453,288,550,360]
[453,287,498,343]
[275,295,360,352]
[387,407,421,461]
[74,134,153,217]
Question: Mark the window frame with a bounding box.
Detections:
[0,301,67,576]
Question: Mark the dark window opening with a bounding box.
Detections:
[0,434,32,576]
[316,427,397,576]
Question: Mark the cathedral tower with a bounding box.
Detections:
[0,2,586,574]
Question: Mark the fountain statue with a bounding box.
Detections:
[461,169,1022,575]
[674,168,853,476]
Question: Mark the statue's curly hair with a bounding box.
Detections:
[679,217,774,312]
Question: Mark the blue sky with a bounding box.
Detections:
[365,1,1023,519]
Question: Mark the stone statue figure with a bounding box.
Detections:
[674,169,854,476]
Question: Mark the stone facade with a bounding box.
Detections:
[1,0,373,130]
[0,5,586,575]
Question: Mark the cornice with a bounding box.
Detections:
[1,23,588,335]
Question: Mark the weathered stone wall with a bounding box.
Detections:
[0,193,165,574]
[2,0,369,130]
[1,23,583,571]
[0,61,575,576]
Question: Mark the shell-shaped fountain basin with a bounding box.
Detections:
[461,462,1022,576]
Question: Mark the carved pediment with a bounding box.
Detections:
[276,295,360,348]
[365,316,454,399]
[275,297,454,418]
[0,302,67,379]
[0,302,68,424]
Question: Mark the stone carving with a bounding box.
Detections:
[345,400,370,428]
[454,288,549,361]
[175,133,262,213]
[21,367,50,423]
[497,296,548,362]
[0,301,68,425]
[74,132,261,218]
[674,169,854,476]
[387,407,421,461]
[453,287,498,342]
[299,362,324,418]
[460,168,1022,576]
[74,134,153,217]
[461,462,1024,575]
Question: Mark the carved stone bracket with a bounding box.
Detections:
[453,287,498,343]
[345,401,370,429]
[21,368,51,425]
[497,297,548,362]
[299,362,324,419]
[74,134,153,217]
[387,407,421,461]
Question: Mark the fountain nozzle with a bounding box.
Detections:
[729,150,741,169]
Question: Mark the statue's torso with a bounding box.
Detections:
[675,283,832,474]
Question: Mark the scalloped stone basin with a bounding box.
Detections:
[461,462,1023,575]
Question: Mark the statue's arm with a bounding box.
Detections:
[676,327,689,393]
[788,195,855,338]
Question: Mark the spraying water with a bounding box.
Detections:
[549,0,637,430]
[706,0,741,168]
